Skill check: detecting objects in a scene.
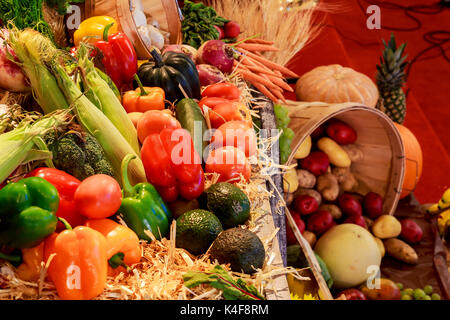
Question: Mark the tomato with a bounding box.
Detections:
[211,121,257,157]
[201,82,241,100]
[209,101,253,129]
[74,174,122,219]
[205,146,251,183]
[137,110,181,144]
[198,97,234,110]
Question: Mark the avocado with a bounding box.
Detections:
[209,228,265,274]
[176,209,223,256]
[198,182,250,229]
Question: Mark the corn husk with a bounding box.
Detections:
[50,62,147,186]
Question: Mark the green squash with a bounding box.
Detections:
[137,49,201,103]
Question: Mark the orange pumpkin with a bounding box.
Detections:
[395,123,423,199]
[295,64,379,108]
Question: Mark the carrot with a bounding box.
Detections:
[250,82,279,103]
[271,88,288,104]
[241,55,273,73]
[237,38,275,45]
[237,48,299,78]
[236,43,280,52]
[237,69,278,89]
[266,75,294,92]
[244,65,279,76]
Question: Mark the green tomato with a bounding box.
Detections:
[401,294,412,300]
[419,295,432,300]
[413,289,426,300]
[423,285,433,295]
[396,283,404,290]
[431,293,441,300]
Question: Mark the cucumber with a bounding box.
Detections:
[175,98,208,159]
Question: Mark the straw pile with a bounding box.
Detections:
[204,0,321,66]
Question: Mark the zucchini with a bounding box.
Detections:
[175,98,208,160]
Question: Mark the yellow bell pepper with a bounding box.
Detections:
[73,16,119,46]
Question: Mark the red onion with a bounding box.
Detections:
[196,64,225,86]
[197,40,235,74]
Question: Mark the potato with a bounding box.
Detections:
[360,278,401,300]
[302,230,317,247]
[283,167,299,193]
[317,137,351,168]
[371,215,402,239]
[294,188,322,206]
[319,204,342,220]
[316,173,339,201]
[374,237,385,257]
[341,144,364,162]
[332,167,358,192]
[294,135,312,159]
[296,169,316,189]
[384,238,418,265]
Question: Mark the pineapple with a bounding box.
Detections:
[376,34,408,124]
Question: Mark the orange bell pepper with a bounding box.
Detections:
[122,76,165,113]
[44,220,108,300]
[15,242,45,282]
[84,219,141,276]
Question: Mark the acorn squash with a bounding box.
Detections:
[136,49,201,103]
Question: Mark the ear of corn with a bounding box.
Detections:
[0,110,69,183]
[6,28,69,114]
[77,44,140,154]
[50,62,147,186]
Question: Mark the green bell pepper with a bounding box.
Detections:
[0,177,59,249]
[118,154,172,241]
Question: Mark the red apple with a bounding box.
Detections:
[400,219,423,244]
[286,212,305,245]
[307,210,335,235]
[363,192,384,219]
[338,193,363,217]
[336,289,367,300]
[293,195,319,216]
[214,25,225,40]
[300,151,330,176]
[344,215,367,229]
[224,21,241,39]
[311,124,326,140]
[326,119,357,145]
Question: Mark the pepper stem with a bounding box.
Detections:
[58,217,73,231]
[121,154,137,198]
[134,74,148,96]
[102,23,115,42]
[108,252,131,272]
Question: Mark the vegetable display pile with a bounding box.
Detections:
[0,0,437,302]
[0,0,301,301]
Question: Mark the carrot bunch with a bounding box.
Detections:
[232,38,298,103]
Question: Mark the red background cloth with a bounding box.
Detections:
[285,0,450,204]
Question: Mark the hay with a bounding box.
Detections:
[204,0,321,66]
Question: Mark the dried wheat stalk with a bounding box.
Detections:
[204,0,321,66]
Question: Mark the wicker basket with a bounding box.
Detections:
[282,101,406,300]
[286,101,405,216]
[83,0,183,59]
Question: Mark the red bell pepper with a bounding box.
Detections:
[27,168,86,231]
[93,23,138,90]
[140,128,205,203]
